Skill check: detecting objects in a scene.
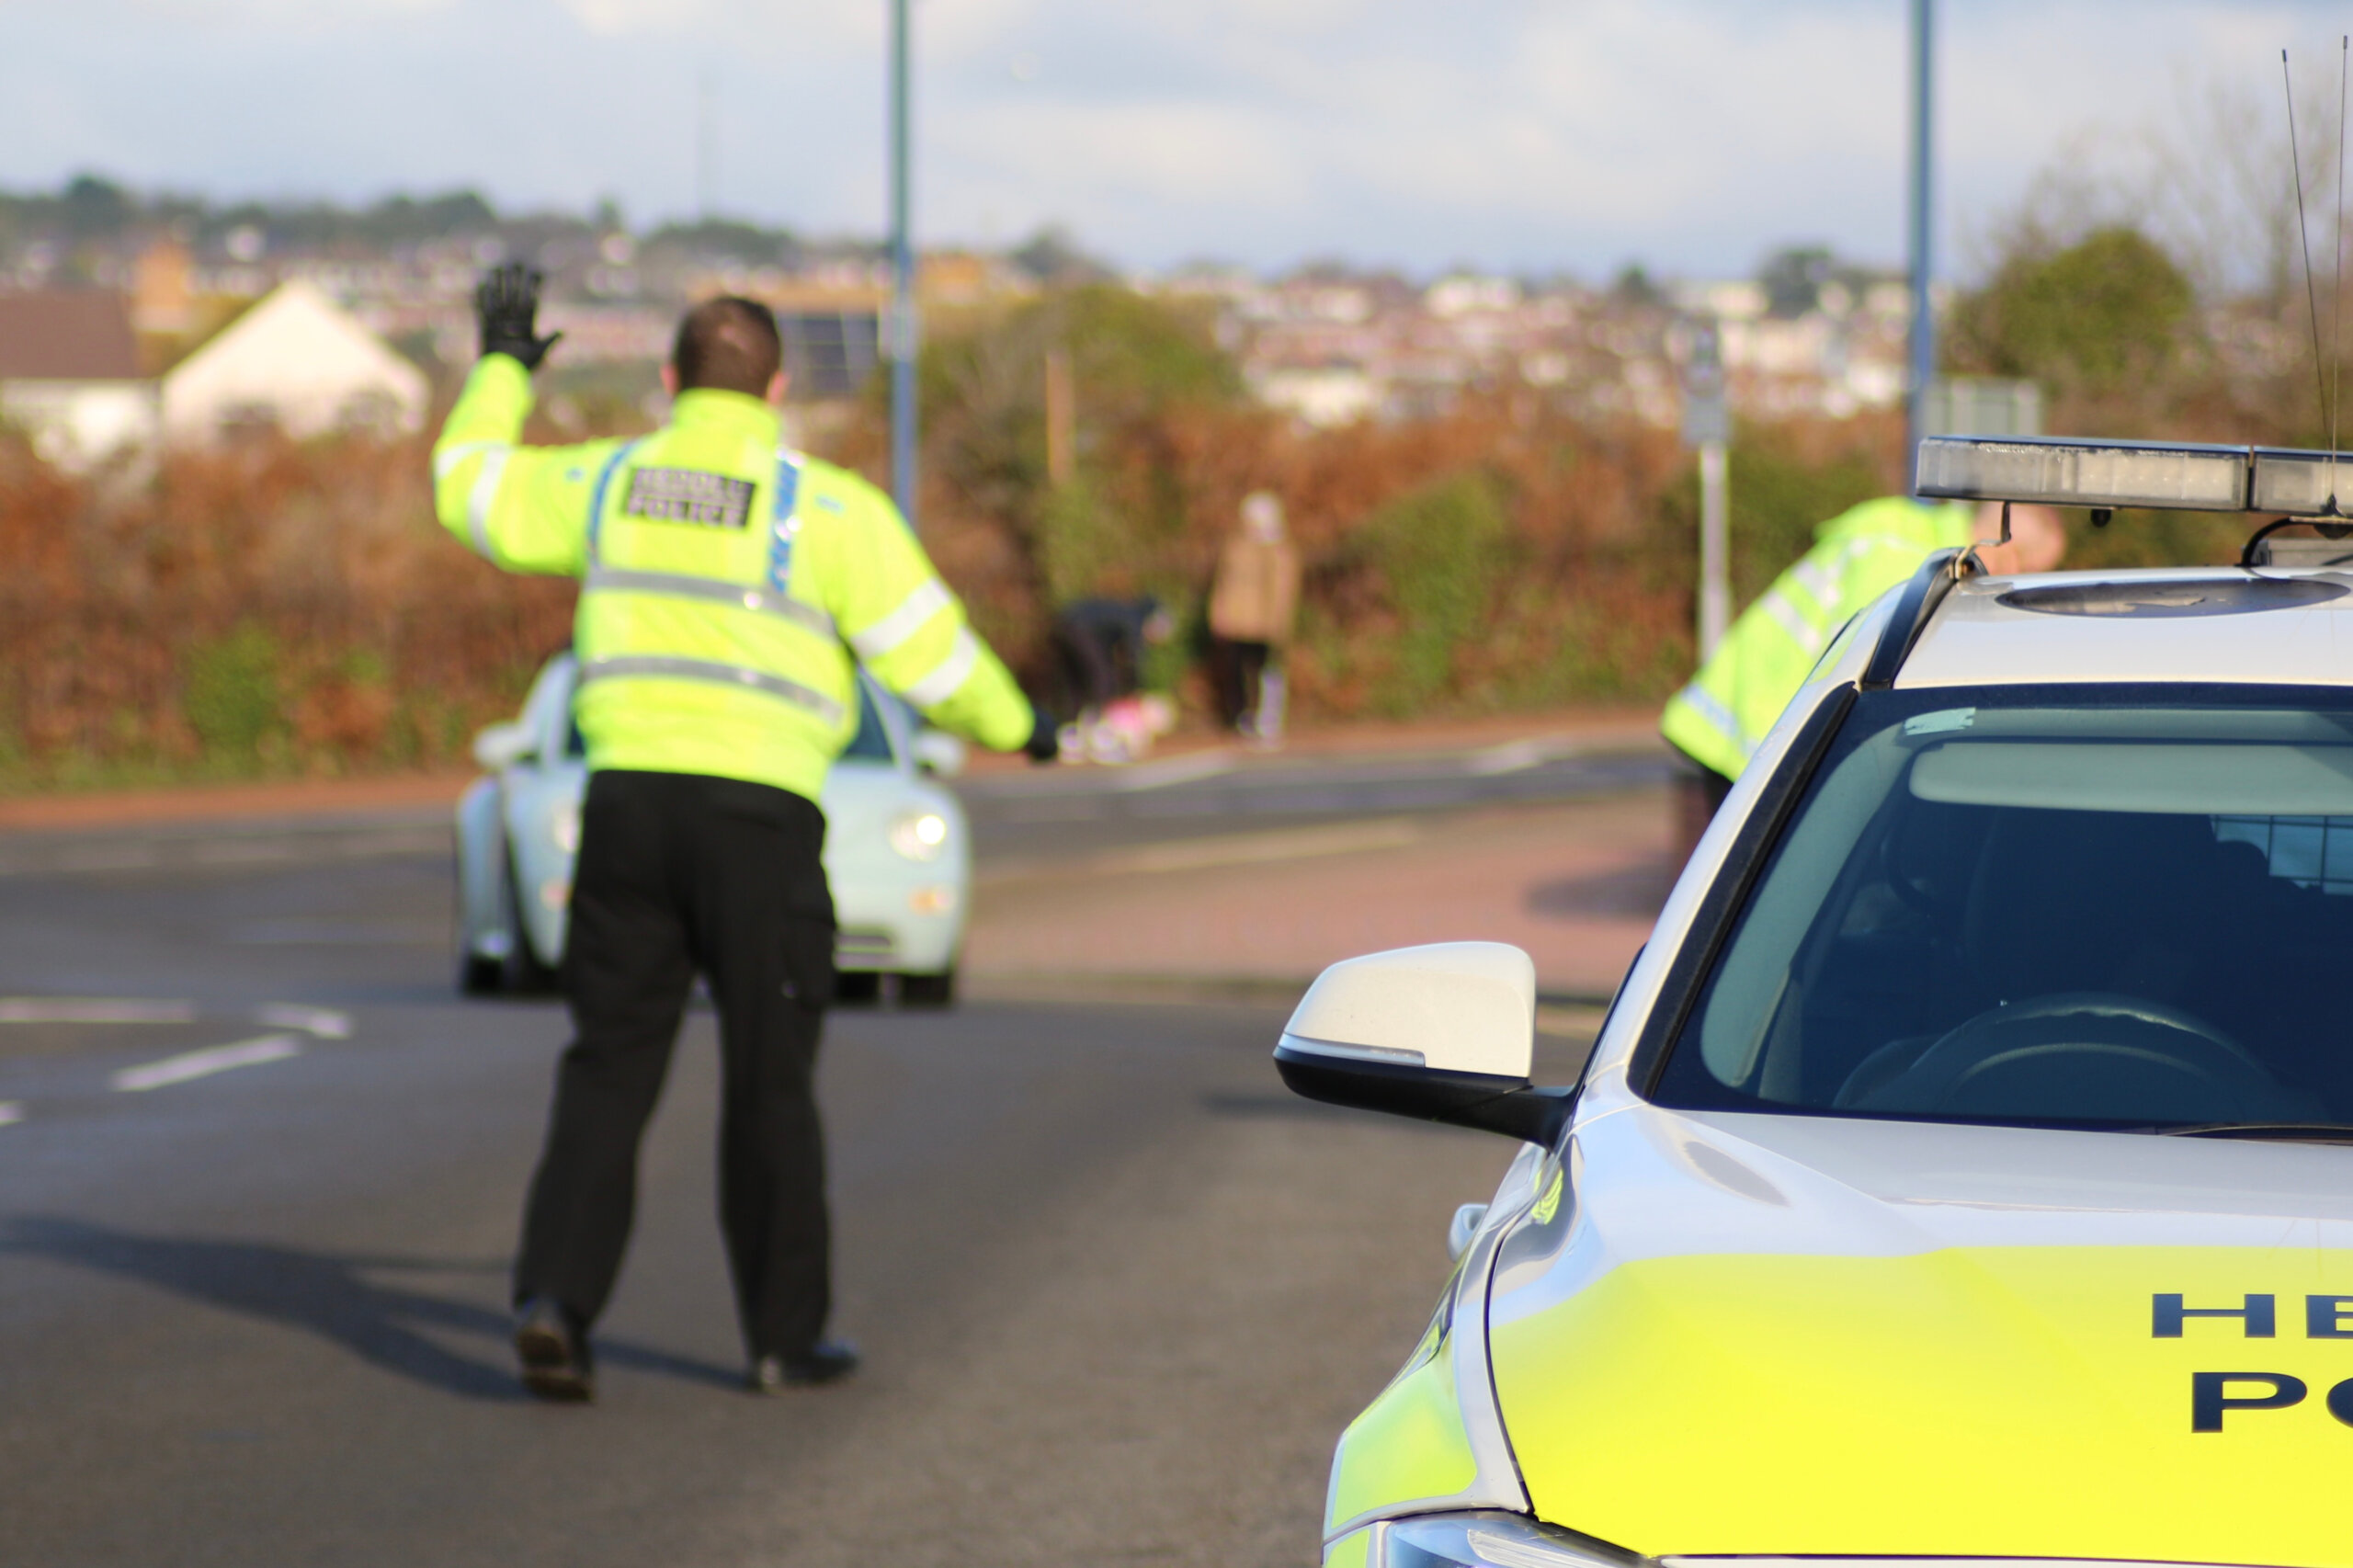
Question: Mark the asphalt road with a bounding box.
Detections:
[0,746,1607,1566]
[958,734,1671,868]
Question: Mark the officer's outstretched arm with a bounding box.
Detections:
[430,356,607,577]
[817,479,1035,754]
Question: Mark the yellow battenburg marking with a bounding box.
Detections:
[1322,1526,1373,1568]
[1492,1244,2353,1566]
[1530,1165,1563,1225]
[1326,1330,1481,1536]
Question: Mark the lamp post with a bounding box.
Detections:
[1904,0,1935,489]
[889,0,919,531]
[1683,319,1731,659]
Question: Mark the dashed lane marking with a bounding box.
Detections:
[1107,750,1238,792]
[111,1034,303,1094]
[256,1004,352,1040]
[0,998,197,1025]
[1462,736,1583,777]
[1091,816,1426,875]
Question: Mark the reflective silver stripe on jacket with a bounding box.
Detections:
[901,627,980,708]
[577,655,844,724]
[1758,589,1826,656]
[465,448,511,559]
[583,566,836,639]
[1673,679,1753,758]
[434,439,506,483]
[846,578,952,660]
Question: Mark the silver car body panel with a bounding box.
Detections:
[1899,565,2353,689]
[458,653,971,976]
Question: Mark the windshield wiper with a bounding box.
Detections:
[2151,1121,2353,1144]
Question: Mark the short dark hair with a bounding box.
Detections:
[672,296,782,396]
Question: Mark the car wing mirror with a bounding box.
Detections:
[1273,941,1574,1144]
[909,730,967,778]
[472,721,534,771]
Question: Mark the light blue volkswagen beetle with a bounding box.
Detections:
[454,651,972,1004]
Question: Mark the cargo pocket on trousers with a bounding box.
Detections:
[779,915,837,1009]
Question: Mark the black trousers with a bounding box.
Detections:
[1051,621,1136,715]
[515,769,837,1358]
[1212,638,1271,730]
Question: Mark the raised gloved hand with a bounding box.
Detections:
[474,263,563,370]
[1024,703,1062,764]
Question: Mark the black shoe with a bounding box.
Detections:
[748,1338,860,1392]
[514,1297,595,1403]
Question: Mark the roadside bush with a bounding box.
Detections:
[0,428,575,791]
[1354,472,1513,713]
[184,623,285,764]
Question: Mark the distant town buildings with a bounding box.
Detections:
[0,177,1933,467]
[1169,251,1917,433]
[0,274,426,468]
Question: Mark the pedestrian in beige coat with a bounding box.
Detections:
[1208,492,1302,741]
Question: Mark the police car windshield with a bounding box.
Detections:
[1652,686,2353,1133]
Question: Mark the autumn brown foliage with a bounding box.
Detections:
[0,390,1931,790]
[0,431,573,788]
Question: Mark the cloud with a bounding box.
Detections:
[0,0,2347,277]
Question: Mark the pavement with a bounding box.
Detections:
[966,793,1665,999]
[0,714,1673,1564]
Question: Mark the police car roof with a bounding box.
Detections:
[1898,565,2353,690]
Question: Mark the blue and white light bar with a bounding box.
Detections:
[1918,434,2353,517]
[2250,446,2353,517]
[1915,436,2251,512]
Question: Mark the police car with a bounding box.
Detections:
[1278,436,2353,1568]
[455,651,971,1002]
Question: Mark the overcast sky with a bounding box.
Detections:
[1,0,2348,280]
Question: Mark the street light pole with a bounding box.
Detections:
[1904,0,1935,489]
[1682,319,1731,659]
[889,0,919,531]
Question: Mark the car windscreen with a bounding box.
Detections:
[1649,685,2353,1132]
[558,671,894,766]
[841,680,895,764]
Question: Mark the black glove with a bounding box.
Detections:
[474,263,563,370]
[1024,703,1061,764]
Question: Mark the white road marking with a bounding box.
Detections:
[0,1102,22,1127]
[256,1004,352,1040]
[1108,750,1238,792]
[1092,817,1426,875]
[0,997,196,1025]
[1462,736,1581,777]
[111,1034,303,1093]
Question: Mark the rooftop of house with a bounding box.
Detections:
[0,290,142,381]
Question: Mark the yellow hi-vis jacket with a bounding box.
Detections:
[432,355,1033,801]
[1660,495,1976,779]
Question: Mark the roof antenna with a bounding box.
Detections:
[2331,35,2347,510]
[2286,50,2332,475]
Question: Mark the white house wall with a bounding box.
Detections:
[0,381,161,472]
[161,279,428,445]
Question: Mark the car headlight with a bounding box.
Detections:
[1372,1512,1631,1568]
[888,810,950,862]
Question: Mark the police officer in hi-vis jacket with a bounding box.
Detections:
[434,266,1056,1402]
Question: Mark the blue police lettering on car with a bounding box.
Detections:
[2154,1292,2353,1430]
[2154,1293,2277,1337]
[2309,1296,2353,1337]
[623,467,756,529]
[2192,1372,2306,1431]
